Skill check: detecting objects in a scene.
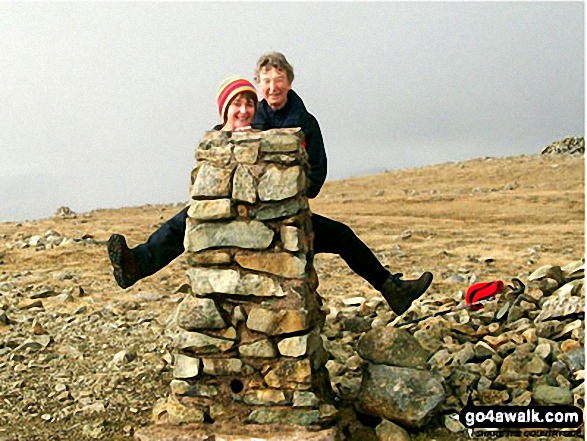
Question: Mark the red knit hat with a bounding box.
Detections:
[216,77,258,123]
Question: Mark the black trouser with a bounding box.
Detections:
[134,207,390,290]
[134,206,189,279]
[311,213,390,289]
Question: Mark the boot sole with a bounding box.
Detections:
[107,234,133,289]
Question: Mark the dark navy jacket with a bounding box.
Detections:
[252,90,327,198]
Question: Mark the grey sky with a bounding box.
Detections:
[1,2,584,222]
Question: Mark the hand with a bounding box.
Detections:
[233,125,253,132]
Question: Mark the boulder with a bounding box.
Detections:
[356,363,445,428]
[358,327,429,369]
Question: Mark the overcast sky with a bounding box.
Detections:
[1,2,584,222]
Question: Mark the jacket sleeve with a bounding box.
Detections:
[303,113,327,198]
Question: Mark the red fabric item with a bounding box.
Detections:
[465,280,504,310]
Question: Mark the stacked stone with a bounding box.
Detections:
[541,136,585,155]
[155,128,335,429]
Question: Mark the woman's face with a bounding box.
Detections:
[223,93,256,131]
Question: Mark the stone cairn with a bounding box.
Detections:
[541,136,584,155]
[142,129,337,439]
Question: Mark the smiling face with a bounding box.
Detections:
[222,92,257,131]
[258,67,292,110]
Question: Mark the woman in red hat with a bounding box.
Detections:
[107,77,259,289]
[214,76,258,132]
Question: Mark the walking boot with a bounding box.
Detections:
[107,234,141,289]
[380,272,433,315]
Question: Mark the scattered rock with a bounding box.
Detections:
[111,349,137,365]
[341,316,372,333]
[15,335,51,352]
[54,206,77,218]
[375,418,410,441]
[444,414,465,433]
[533,385,573,405]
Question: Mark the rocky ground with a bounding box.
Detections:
[0,152,583,440]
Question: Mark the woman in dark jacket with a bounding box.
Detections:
[250,52,432,314]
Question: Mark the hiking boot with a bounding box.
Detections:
[380,271,433,315]
[107,234,141,289]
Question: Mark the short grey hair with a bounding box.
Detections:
[254,52,294,83]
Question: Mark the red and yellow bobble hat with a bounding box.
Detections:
[216,76,258,123]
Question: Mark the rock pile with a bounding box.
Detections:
[541,136,584,155]
[53,206,77,218]
[336,260,584,436]
[392,260,584,433]
[141,129,336,438]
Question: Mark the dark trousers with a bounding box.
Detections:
[311,213,390,289]
[134,207,390,291]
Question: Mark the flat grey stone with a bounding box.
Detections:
[238,339,277,358]
[187,199,234,220]
[173,354,201,379]
[258,165,305,201]
[190,163,234,198]
[174,331,234,354]
[186,268,285,297]
[255,198,308,221]
[232,165,257,203]
[184,219,274,252]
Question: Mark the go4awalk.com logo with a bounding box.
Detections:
[456,393,583,439]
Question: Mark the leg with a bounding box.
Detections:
[108,206,188,288]
[312,213,390,289]
[311,213,432,315]
[134,206,189,277]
